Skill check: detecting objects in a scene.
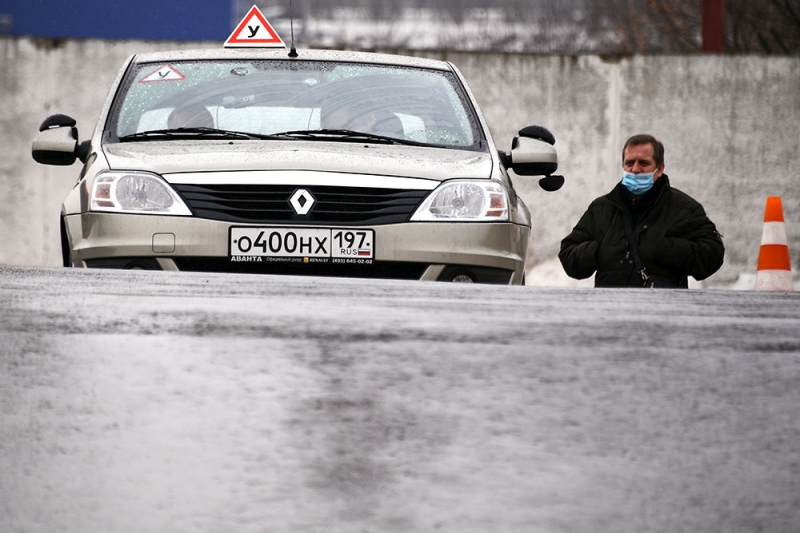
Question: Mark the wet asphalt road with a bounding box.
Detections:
[2,265,800,533]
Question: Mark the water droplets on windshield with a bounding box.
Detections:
[111,60,480,149]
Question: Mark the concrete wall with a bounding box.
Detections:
[2,37,799,287]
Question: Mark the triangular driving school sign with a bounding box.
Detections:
[225,5,285,48]
[139,65,185,83]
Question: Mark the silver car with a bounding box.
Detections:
[32,48,562,284]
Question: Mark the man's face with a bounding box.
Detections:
[623,143,664,180]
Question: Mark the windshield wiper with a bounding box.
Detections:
[119,128,293,142]
[275,129,430,147]
[120,127,434,147]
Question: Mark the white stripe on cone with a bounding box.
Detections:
[755,270,794,291]
[760,221,789,246]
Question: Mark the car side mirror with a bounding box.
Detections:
[501,125,564,192]
[537,174,565,192]
[32,114,90,165]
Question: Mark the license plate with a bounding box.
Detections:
[229,227,374,259]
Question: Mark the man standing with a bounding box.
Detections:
[559,134,724,288]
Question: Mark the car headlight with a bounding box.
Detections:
[410,180,508,221]
[91,171,192,215]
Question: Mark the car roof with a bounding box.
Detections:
[131,48,453,72]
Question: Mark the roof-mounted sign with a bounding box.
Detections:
[225,5,285,48]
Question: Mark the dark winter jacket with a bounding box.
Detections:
[559,175,724,288]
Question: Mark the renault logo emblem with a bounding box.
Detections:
[289,189,315,215]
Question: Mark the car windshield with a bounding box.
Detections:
[109,59,483,149]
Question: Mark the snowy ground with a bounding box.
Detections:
[2,266,800,533]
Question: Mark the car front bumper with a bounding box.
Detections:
[64,212,529,284]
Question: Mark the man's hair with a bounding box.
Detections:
[622,134,665,167]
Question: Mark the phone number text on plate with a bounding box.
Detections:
[230,227,374,259]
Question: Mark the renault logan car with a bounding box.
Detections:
[32,48,562,285]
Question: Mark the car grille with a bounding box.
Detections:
[172,184,430,225]
[172,258,429,280]
[85,257,514,284]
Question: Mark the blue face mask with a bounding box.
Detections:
[621,170,655,195]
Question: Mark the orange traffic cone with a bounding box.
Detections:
[755,196,794,291]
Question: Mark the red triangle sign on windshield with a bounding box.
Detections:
[224,5,286,48]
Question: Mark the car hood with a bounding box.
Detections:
[102,141,493,182]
